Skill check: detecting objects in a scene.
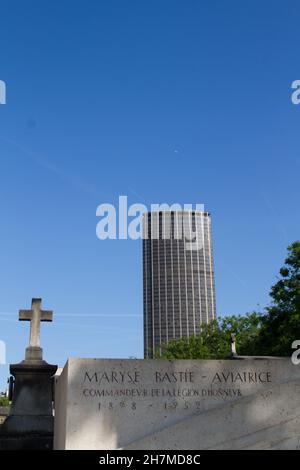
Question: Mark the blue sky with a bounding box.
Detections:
[0,1,299,390]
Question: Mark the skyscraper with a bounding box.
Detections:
[143,210,216,358]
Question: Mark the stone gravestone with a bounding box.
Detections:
[54,357,300,450]
[0,298,57,450]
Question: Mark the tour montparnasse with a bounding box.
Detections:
[143,210,216,357]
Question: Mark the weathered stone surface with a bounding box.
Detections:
[19,298,53,362]
[125,380,300,450]
[54,358,300,450]
[0,361,57,450]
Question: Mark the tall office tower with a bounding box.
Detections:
[143,211,216,358]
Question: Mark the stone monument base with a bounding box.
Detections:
[0,360,57,450]
[0,427,54,450]
[54,358,300,450]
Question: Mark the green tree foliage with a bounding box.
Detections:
[258,241,300,356]
[220,313,263,356]
[154,320,228,359]
[153,241,300,359]
[155,313,262,359]
[0,396,9,406]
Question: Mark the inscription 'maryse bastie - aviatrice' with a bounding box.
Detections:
[81,368,272,403]
[83,369,272,385]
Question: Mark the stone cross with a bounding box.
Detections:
[19,298,53,361]
[230,332,237,356]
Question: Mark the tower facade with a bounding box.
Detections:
[143,211,216,358]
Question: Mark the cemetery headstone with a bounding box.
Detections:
[0,298,57,450]
[54,357,300,450]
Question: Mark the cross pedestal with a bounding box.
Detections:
[0,298,58,450]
